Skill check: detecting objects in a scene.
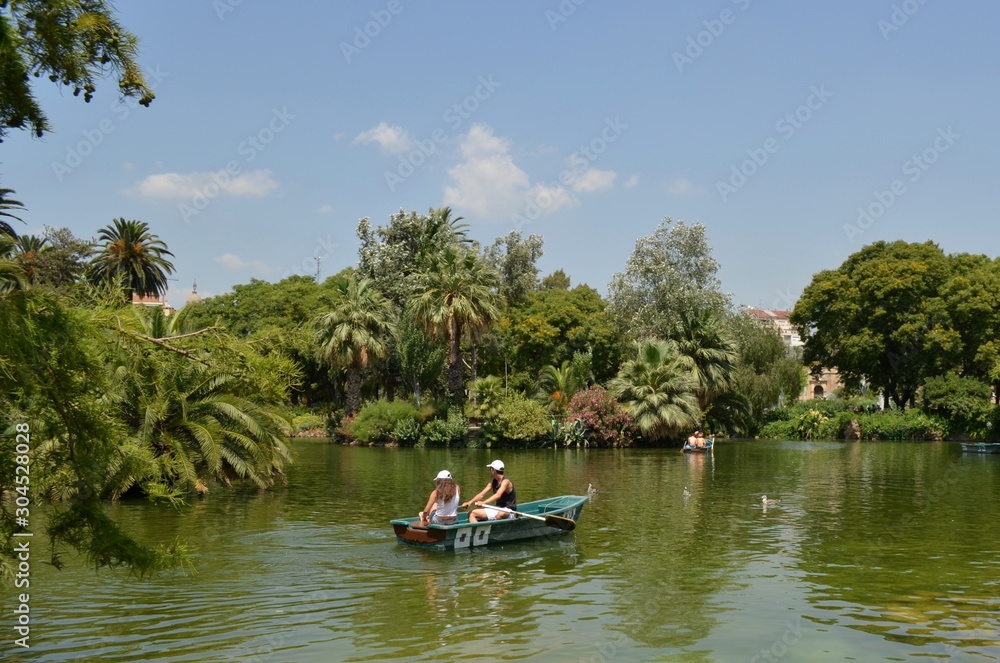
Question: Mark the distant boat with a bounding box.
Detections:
[390,495,587,551]
[682,438,714,453]
[961,442,1000,454]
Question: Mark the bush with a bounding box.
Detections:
[418,407,469,448]
[292,414,325,432]
[390,418,422,447]
[481,394,552,447]
[346,399,420,444]
[565,386,636,447]
[922,374,995,438]
[760,406,949,441]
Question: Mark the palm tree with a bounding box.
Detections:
[0,235,27,293]
[108,357,293,494]
[0,188,26,238]
[13,234,48,279]
[89,218,175,300]
[672,309,738,410]
[411,246,502,401]
[313,276,396,415]
[535,360,586,415]
[609,339,701,442]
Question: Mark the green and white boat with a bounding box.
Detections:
[391,495,588,551]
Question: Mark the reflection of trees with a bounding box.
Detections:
[788,443,1000,653]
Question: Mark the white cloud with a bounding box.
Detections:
[316,204,334,214]
[667,177,694,195]
[214,253,272,273]
[571,168,617,193]
[624,174,640,188]
[353,121,416,153]
[129,169,279,199]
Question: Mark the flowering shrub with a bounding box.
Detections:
[566,386,636,447]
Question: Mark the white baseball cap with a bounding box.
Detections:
[434,470,452,481]
[486,460,505,471]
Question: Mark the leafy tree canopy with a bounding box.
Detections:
[1,0,155,141]
[608,216,729,340]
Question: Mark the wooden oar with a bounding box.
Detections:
[486,505,576,531]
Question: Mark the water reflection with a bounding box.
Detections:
[2,440,999,661]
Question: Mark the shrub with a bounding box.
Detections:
[346,399,420,444]
[481,394,552,447]
[565,386,636,447]
[389,417,422,447]
[418,407,468,447]
[292,414,325,432]
[922,374,995,438]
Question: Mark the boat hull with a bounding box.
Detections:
[390,495,587,551]
[961,442,1000,454]
[682,440,714,453]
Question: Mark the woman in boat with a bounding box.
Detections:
[420,470,461,525]
[463,459,517,523]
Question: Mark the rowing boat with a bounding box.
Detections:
[961,442,1000,454]
[390,495,588,551]
[682,438,714,453]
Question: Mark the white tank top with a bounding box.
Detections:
[436,490,460,518]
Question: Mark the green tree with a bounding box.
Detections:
[0,0,155,140]
[609,339,700,443]
[671,309,738,411]
[484,231,544,307]
[608,217,729,340]
[0,186,25,236]
[540,268,571,291]
[29,225,94,289]
[791,240,953,410]
[88,218,175,300]
[313,275,395,414]
[11,232,47,279]
[411,246,501,401]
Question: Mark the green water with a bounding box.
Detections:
[2,440,998,662]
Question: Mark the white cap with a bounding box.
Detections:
[486,460,505,471]
[434,470,452,481]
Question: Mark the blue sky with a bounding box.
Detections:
[4,0,998,311]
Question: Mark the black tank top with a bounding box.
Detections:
[492,476,516,511]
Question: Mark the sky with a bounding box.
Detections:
[3,0,998,311]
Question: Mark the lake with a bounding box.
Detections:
[3,439,999,662]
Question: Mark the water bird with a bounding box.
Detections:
[683,487,691,499]
[587,483,598,495]
[761,495,780,506]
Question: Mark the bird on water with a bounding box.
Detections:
[761,495,781,506]
[683,487,692,499]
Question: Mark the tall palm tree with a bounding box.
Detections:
[313,276,396,415]
[411,246,502,400]
[609,339,701,442]
[0,188,26,238]
[0,234,27,293]
[89,218,175,300]
[672,309,738,410]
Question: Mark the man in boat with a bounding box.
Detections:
[463,460,517,523]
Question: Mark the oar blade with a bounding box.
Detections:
[544,515,576,531]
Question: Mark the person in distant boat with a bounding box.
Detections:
[419,470,461,525]
[463,459,517,523]
[695,431,707,448]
